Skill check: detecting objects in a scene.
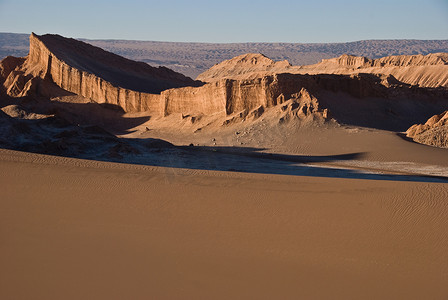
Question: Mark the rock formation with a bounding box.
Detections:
[161,72,416,119]
[1,33,201,112]
[0,34,421,118]
[406,111,448,148]
[1,33,448,138]
[196,53,291,82]
[196,52,448,88]
[298,53,448,88]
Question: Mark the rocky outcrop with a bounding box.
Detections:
[197,52,448,88]
[26,33,201,91]
[0,56,25,80]
[160,72,413,117]
[301,53,448,88]
[30,33,205,112]
[3,33,201,112]
[406,111,448,148]
[197,53,291,82]
[316,54,374,69]
[313,53,448,69]
[373,53,448,67]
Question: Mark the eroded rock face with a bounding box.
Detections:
[2,33,448,131]
[406,111,448,148]
[21,33,204,112]
[314,53,448,69]
[160,72,410,117]
[196,52,448,88]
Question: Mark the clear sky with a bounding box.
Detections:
[0,0,447,43]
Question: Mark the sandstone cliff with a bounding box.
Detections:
[406,111,448,148]
[1,33,202,112]
[160,72,439,120]
[26,33,200,93]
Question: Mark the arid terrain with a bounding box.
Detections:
[1,33,448,299]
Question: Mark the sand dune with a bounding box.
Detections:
[1,149,448,300]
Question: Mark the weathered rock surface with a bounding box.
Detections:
[299,53,448,88]
[406,111,448,148]
[1,33,202,112]
[197,53,291,82]
[161,72,412,118]
[2,33,448,136]
[197,52,448,88]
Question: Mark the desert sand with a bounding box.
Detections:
[1,33,448,299]
[1,148,448,300]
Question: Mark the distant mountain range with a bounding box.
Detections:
[1,32,448,78]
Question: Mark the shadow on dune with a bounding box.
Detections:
[0,117,446,183]
[0,94,447,183]
[113,140,448,183]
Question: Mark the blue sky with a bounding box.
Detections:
[0,0,447,42]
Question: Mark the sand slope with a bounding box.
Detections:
[1,149,448,300]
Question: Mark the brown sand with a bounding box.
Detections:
[1,148,447,300]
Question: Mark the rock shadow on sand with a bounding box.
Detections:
[114,141,448,183]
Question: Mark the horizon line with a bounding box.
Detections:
[2,31,448,45]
